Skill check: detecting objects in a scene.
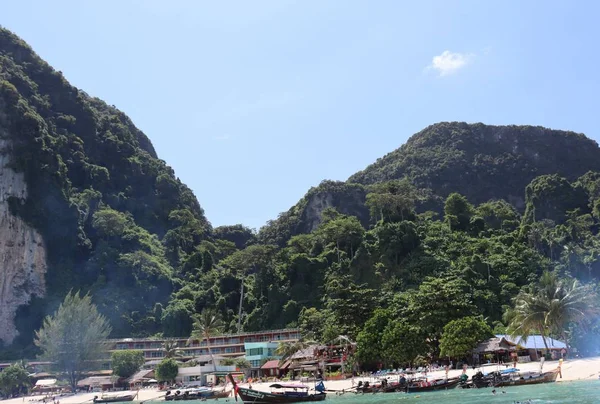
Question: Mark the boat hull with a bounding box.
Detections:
[165,389,230,401]
[236,387,326,403]
[493,370,559,387]
[93,394,136,403]
[406,378,461,392]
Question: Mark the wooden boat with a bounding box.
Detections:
[93,393,137,403]
[492,368,559,387]
[164,387,230,400]
[227,374,326,403]
[405,377,461,392]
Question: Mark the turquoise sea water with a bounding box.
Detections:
[324,381,600,403]
[141,381,600,403]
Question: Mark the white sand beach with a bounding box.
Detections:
[2,357,599,404]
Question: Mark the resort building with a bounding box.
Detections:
[105,328,300,368]
[244,341,281,376]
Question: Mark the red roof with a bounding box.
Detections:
[261,360,281,370]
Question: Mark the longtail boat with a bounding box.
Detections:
[93,392,137,403]
[492,368,560,387]
[405,377,461,392]
[227,374,326,403]
[164,386,230,400]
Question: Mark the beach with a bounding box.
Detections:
[3,357,599,404]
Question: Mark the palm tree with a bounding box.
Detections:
[504,290,551,350]
[505,271,598,351]
[275,339,315,364]
[188,309,224,372]
[162,338,183,359]
[544,277,597,346]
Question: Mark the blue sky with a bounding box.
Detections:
[3,1,600,229]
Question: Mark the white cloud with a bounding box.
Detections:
[429,51,473,76]
[213,134,231,141]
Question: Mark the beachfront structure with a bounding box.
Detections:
[496,334,567,361]
[106,328,300,368]
[473,335,567,365]
[244,342,281,376]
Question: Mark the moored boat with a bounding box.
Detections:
[164,386,230,400]
[492,368,559,387]
[405,377,461,392]
[227,374,326,403]
[93,392,137,403]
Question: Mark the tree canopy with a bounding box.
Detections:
[439,316,493,358]
[0,363,30,398]
[111,350,145,378]
[34,292,111,388]
[155,359,179,382]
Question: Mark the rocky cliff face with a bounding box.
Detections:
[0,137,47,345]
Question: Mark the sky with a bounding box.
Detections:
[3,0,600,230]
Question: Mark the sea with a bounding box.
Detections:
[324,381,600,403]
[137,381,600,404]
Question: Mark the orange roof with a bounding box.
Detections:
[261,360,281,370]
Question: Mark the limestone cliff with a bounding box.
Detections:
[0,137,47,345]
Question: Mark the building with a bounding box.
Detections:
[244,342,281,376]
[496,334,567,361]
[105,329,300,368]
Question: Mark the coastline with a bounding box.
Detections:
[2,357,598,404]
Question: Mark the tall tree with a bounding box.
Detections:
[0,363,30,398]
[439,316,493,358]
[111,350,145,378]
[188,309,224,372]
[34,292,112,389]
[505,272,598,349]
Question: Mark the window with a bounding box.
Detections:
[150,343,162,349]
[251,360,261,368]
[150,351,164,358]
[247,348,262,356]
[211,348,221,354]
[225,347,236,353]
[229,338,240,344]
[116,343,129,350]
[134,343,145,349]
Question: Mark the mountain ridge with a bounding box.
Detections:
[3,27,600,358]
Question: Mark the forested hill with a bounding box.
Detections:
[0,27,211,353]
[2,27,600,360]
[259,122,600,246]
[350,122,600,209]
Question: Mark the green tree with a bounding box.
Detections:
[402,277,475,346]
[188,309,224,372]
[155,358,179,383]
[162,339,183,359]
[0,363,31,397]
[444,193,473,231]
[235,358,252,370]
[111,350,145,378]
[439,316,493,358]
[381,321,427,367]
[505,272,598,349]
[355,309,392,365]
[34,292,112,389]
[275,339,315,363]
